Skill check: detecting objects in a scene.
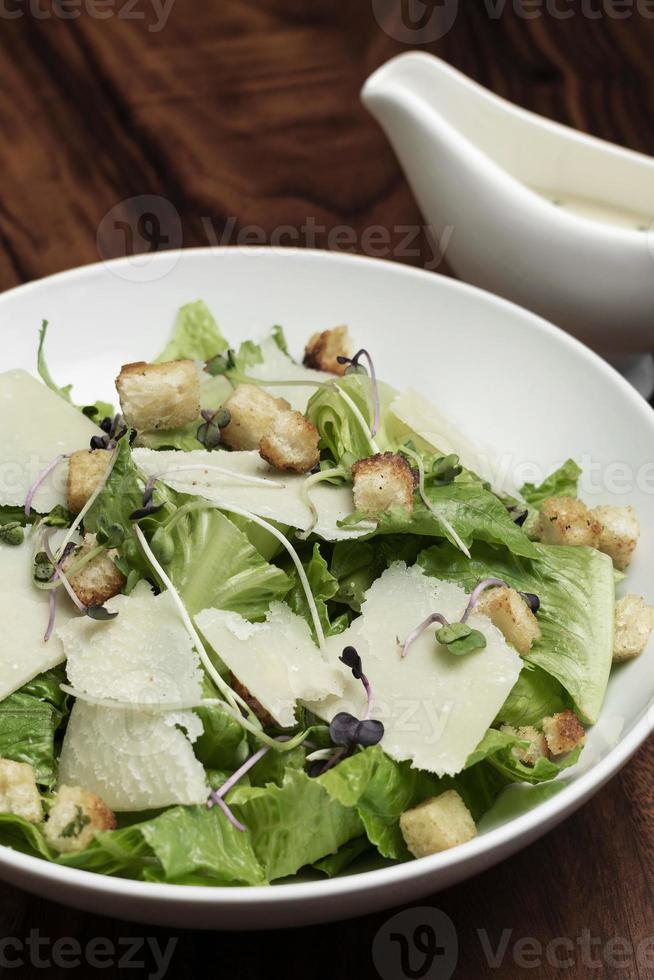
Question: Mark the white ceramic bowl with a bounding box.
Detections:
[1,248,653,929]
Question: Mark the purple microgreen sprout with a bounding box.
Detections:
[24,453,70,517]
[399,612,449,658]
[460,577,509,623]
[197,407,231,451]
[90,413,127,451]
[336,349,380,437]
[339,645,373,718]
[129,476,164,521]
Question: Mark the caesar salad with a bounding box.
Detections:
[0,299,650,885]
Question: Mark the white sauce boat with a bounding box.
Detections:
[362,52,654,365]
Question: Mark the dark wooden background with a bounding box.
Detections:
[0,2,653,978]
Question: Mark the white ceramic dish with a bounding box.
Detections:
[0,247,653,929]
[362,52,654,357]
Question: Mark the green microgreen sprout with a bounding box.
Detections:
[197,407,231,451]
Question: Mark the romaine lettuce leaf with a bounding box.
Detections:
[418,540,615,724]
[282,542,348,640]
[155,300,229,363]
[306,374,397,469]
[520,459,581,507]
[0,667,69,787]
[495,663,568,727]
[466,728,581,785]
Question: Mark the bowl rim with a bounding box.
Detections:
[1,245,652,908]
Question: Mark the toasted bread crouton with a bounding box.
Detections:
[303,326,351,375]
[67,449,112,515]
[231,675,275,729]
[613,594,654,663]
[400,790,476,858]
[44,785,116,854]
[259,411,320,474]
[500,724,550,767]
[352,452,415,516]
[535,497,601,549]
[220,384,290,451]
[62,533,126,609]
[475,586,541,656]
[591,505,640,571]
[116,359,200,432]
[542,710,585,756]
[0,759,42,823]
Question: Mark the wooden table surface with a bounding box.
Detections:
[0,2,653,978]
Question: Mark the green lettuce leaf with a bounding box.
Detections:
[313,836,372,877]
[520,459,581,507]
[155,300,229,363]
[495,663,569,727]
[306,375,397,469]
[466,728,581,785]
[0,667,69,787]
[319,746,506,860]
[344,481,538,561]
[418,540,615,724]
[37,320,73,403]
[282,542,348,640]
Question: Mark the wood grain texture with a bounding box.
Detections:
[0,3,652,978]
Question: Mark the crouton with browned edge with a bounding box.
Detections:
[220,384,290,451]
[259,411,320,474]
[116,360,200,432]
[352,452,414,516]
[44,785,116,854]
[542,710,585,756]
[67,449,112,515]
[303,326,351,375]
[476,586,541,656]
[0,759,42,823]
[62,533,126,609]
[535,497,601,549]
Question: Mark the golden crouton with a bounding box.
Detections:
[303,326,351,375]
[542,710,585,756]
[62,533,126,609]
[475,586,541,656]
[535,497,601,549]
[67,449,112,515]
[352,452,415,516]
[500,724,550,767]
[44,785,116,854]
[259,411,320,474]
[400,790,477,858]
[221,384,290,451]
[613,594,654,663]
[0,759,42,823]
[591,505,640,571]
[116,359,200,432]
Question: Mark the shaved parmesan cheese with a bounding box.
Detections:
[58,701,209,810]
[133,448,371,541]
[58,584,204,706]
[388,389,510,492]
[246,336,330,412]
[195,602,343,728]
[0,370,100,512]
[306,563,522,776]
[0,537,78,700]
[57,585,209,810]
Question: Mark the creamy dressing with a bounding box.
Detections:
[533,188,651,231]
